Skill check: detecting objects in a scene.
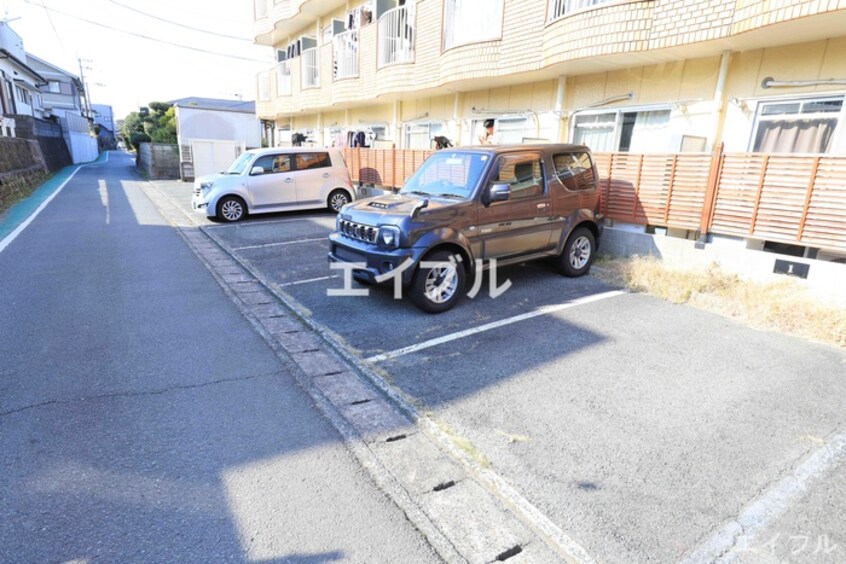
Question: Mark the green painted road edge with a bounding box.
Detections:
[0,151,108,242]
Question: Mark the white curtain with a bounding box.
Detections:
[573,113,616,152]
[628,110,671,152]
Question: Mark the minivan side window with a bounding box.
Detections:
[553,152,596,191]
[295,152,332,170]
[252,154,292,174]
[491,154,544,199]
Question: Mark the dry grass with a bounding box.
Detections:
[594,257,846,348]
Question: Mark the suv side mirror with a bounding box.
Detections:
[489,183,511,203]
[250,166,264,175]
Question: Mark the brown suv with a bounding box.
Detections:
[328,144,603,313]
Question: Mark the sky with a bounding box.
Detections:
[1,0,273,121]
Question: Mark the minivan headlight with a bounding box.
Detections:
[200,181,214,193]
[378,225,401,249]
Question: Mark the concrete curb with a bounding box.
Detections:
[143,179,588,563]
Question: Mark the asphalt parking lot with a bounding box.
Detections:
[156,181,846,563]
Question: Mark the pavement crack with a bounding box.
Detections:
[0,371,282,417]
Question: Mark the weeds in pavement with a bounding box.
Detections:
[594,256,846,348]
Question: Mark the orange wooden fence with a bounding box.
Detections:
[342,147,846,253]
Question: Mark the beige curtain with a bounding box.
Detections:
[753,118,837,153]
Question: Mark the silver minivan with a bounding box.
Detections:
[191,147,355,222]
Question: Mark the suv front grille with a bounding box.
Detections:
[339,220,378,244]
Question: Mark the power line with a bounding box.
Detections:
[106,0,253,42]
[39,0,65,52]
[21,0,270,64]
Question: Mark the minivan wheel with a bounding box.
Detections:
[410,250,465,314]
[217,196,247,222]
[328,189,351,212]
[558,226,595,277]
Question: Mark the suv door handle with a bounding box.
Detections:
[284,177,294,183]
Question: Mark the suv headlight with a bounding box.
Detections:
[378,225,401,249]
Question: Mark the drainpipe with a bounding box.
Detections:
[555,76,567,142]
[393,99,400,148]
[453,92,461,145]
[711,50,731,152]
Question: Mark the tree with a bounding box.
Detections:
[120,102,177,149]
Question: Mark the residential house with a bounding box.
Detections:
[0,21,45,137]
[91,103,117,150]
[253,0,846,261]
[170,97,261,180]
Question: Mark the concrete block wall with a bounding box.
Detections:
[137,143,180,180]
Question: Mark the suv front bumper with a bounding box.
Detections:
[328,232,424,285]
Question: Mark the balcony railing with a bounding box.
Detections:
[443,0,503,50]
[378,5,414,67]
[276,60,292,95]
[0,116,16,138]
[254,0,269,19]
[333,30,359,79]
[548,0,613,20]
[301,47,319,88]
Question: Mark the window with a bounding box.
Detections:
[14,85,31,105]
[572,109,671,152]
[47,80,61,93]
[492,154,544,199]
[252,154,292,174]
[751,97,843,154]
[295,152,331,170]
[401,152,489,198]
[553,152,595,191]
[443,0,503,50]
[405,122,443,149]
[548,0,615,21]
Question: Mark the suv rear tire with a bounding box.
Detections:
[558,226,595,277]
[410,250,465,313]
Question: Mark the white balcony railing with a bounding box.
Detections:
[276,60,292,95]
[254,0,269,19]
[301,47,319,88]
[0,116,16,138]
[378,5,415,67]
[333,30,359,79]
[443,0,503,50]
[548,0,613,20]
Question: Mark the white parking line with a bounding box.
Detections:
[366,290,626,363]
[230,237,326,251]
[681,430,846,563]
[205,217,334,229]
[279,275,340,288]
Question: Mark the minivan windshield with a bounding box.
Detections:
[225,152,254,175]
[400,152,490,199]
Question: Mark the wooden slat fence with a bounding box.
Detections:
[341,147,846,253]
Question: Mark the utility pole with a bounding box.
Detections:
[77,57,93,119]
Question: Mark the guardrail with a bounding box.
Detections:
[333,30,359,79]
[341,146,846,253]
[276,60,292,95]
[301,47,319,88]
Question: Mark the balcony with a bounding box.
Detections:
[333,30,359,80]
[548,0,615,20]
[276,60,292,95]
[377,5,415,67]
[442,0,503,51]
[301,47,319,89]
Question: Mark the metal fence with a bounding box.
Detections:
[341,147,846,253]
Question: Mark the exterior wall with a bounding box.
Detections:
[61,113,98,164]
[175,106,262,149]
[10,115,72,171]
[137,143,180,180]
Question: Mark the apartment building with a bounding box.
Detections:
[253,0,846,155]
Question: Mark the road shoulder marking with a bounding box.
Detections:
[367,290,626,363]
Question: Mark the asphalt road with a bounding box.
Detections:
[157,178,846,564]
[0,153,439,562]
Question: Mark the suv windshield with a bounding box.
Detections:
[225,152,254,175]
[400,152,490,199]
